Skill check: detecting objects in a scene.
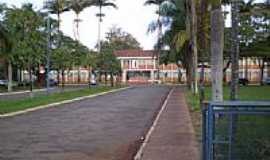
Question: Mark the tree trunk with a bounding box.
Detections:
[76,14,80,40]
[211,2,224,102]
[110,72,114,87]
[190,0,198,94]
[177,64,182,83]
[97,6,102,53]
[105,72,108,85]
[186,56,192,89]
[77,68,81,83]
[28,62,33,98]
[199,63,205,105]
[88,66,92,88]
[223,59,231,82]
[61,69,65,90]
[7,60,12,92]
[57,12,61,47]
[57,69,60,84]
[230,1,240,100]
[156,6,162,81]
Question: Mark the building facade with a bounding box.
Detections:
[114,50,270,84]
[114,50,158,84]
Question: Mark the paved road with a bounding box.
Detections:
[0,86,171,160]
[0,85,90,101]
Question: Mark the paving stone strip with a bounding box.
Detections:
[139,87,199,160]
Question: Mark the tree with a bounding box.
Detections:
[93,0,118,53]
[103,26,141,51]
[96,27,140,84]
[51,34,75,88]
[70,0,95,40]
[1,3,46,95]
[144,0,175,81]
[96,52,121,86]
[72,40,90,83]
[0,22,13,92]
[81,50,98,87]
[187,0,198,94]
[210,0,224,101]
[44,0,70,46]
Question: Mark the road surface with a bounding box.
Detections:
[0,85,171,160]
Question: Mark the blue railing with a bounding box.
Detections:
[202,101,270,160]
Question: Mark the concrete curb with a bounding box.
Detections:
[134,87,174,160]
[0,87,131,118]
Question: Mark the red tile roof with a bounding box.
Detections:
[114,50,157,58]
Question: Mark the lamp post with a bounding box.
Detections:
[46,16,52,94]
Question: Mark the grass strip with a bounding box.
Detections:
[186,85,270,110]
[0,86,122,114]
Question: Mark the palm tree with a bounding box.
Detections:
[44,0,70,46]
[186,0,198,94]
[210,0,224,101]
[93,0,117,53]
[144,0,175,81]
[70,0,95,41]
[70,0,96,83]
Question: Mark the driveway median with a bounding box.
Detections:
[0,86,129,118]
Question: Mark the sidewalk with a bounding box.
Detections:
[138,87,199,160]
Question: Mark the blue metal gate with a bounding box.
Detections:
[202,101,270,160]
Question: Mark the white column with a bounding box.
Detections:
[122,70,127,83]
[150,70,155,82]
[120,59,124,69]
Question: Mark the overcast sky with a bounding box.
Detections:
[1,0,265,50]
[1,0,158,50]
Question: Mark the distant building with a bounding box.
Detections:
[114,50,158,84]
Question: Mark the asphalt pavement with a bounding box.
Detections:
[0,85,171,160]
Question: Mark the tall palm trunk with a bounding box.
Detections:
[156,6,162,81]
[185,0,191,89]
[74,13,80,41]
[230,1,240,100]
[7,60,12,92]
[97,6,102,53]
[57,7,62,48]
[190,0,198,94]
[76,14,80,40]
[211,1,224,101]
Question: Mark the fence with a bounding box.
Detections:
[202,101,270,160]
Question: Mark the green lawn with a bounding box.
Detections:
[186,85,270,111]
[0,86,122,114]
